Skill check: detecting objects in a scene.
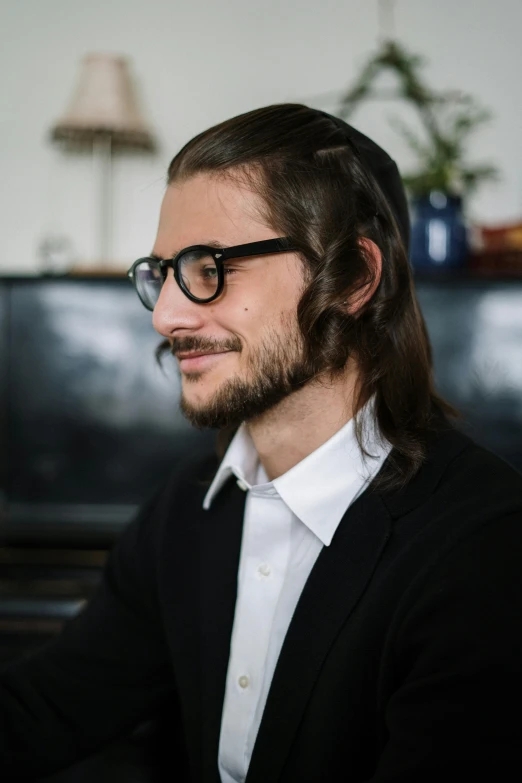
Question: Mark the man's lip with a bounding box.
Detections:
[176,350,230,360]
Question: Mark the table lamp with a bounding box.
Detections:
[51,53,155,271]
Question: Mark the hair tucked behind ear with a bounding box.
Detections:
[164,103,460,492]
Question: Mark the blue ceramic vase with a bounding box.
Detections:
[410,191,468,270]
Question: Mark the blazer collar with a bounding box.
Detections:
[245,422,471,782]
[200,475,247,783]
[380,422,470,519]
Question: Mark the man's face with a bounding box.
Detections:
[152,172,311,428]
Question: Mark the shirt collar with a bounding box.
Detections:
[203,397,392,546]
[202,424,260,510]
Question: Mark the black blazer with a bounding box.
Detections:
[2,423,522,782]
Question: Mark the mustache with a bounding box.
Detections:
[155,335,242,364]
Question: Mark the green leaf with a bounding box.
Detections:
[337,39,498,198]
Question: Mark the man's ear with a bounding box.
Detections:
[344,237,382,317]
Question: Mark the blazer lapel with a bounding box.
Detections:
[245,489,392,783]
[200,476,247,783]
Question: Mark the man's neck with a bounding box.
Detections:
[247,366,361,481]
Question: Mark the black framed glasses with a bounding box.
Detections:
[127,237,295,310]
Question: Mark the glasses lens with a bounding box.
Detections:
[178,249,219,301]
[134,260,163,310]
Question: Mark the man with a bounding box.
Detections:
[2,104,522,782]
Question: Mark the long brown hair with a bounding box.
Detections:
[165,103,459,491]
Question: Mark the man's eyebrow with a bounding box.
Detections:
[149,240,227,260]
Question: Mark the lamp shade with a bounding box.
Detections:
[52,54,155,150]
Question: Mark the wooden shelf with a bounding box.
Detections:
[412,249,522,282]
[413,269,522,283]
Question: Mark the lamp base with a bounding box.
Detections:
[68,261,127,277]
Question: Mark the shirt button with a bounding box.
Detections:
[238,675,250,689]
[236,479,249,492]
[257,563,271,577]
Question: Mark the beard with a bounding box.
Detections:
[162,318,313,429]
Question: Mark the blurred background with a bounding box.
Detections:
[1,0,521,272]
[1,1,521,780]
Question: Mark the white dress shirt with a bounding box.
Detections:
[203,400,393,783]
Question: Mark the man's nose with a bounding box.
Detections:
[152,270,207,338]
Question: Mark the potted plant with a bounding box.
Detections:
[338,41,498,268]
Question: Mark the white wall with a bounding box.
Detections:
[0,0,521,274]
